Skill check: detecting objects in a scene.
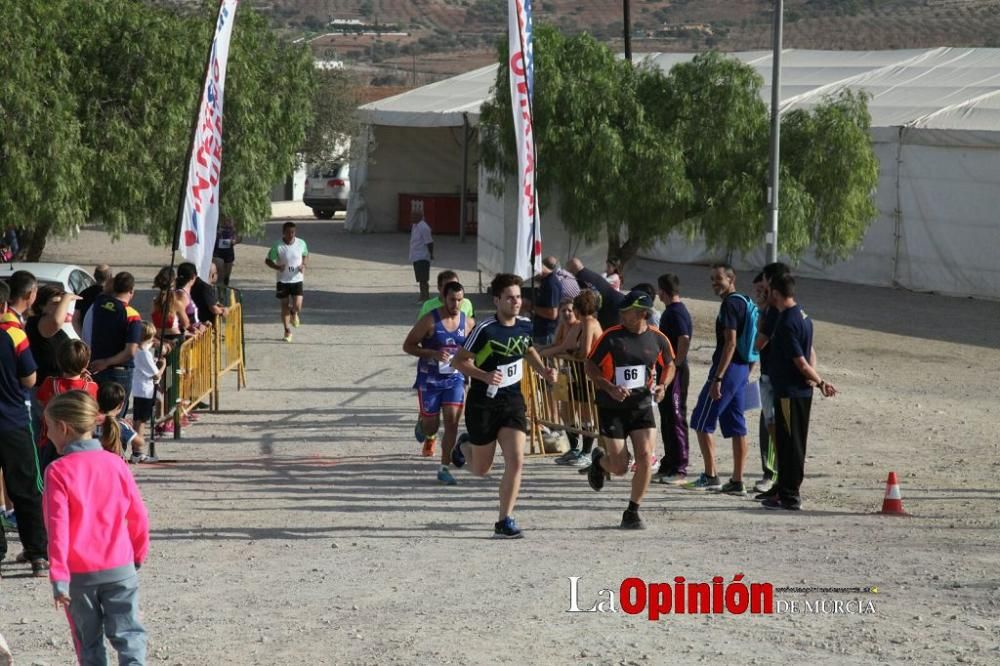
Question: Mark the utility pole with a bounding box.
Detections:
[766,0,784,264]
[623,0,632,62]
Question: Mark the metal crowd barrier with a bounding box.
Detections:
[522,354,602,455]
[153,289,247,441]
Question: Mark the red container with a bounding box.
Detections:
[398,193,477,236]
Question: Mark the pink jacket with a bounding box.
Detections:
[43,439,149,595]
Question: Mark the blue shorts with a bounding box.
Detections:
[690,364,750,438]
[417,382,465,417]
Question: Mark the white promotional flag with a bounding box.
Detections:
[178,0,240,279]
[508,0,541,279]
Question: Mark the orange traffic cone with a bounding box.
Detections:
[880,471,908,515]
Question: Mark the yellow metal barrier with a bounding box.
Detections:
[523,355,602,455]
[215,301,246,394]
[177,326,215,419]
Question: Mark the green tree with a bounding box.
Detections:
[480,27,691,264]
[301,67,361,173]
[0,0,318,259]
[0,0,87,258]
[480,28,879,265]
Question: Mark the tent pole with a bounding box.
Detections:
[460,113,469,243]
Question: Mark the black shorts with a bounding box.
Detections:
[413,260,431,283]
[598,405,657,439]
[132,397,155,423]
[465,393,528,445]
[276,281,304,299]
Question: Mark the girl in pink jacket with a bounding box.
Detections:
[43,391,149,665]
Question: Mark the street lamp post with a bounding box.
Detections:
[766,0,784,264]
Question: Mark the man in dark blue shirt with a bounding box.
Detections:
[0,281,48,576]
[655,273,694,485]
[762,273,837,511]
[688,264,752,495]
[532,256,562,346]
[87,272,143,417]
[751,262,790,496]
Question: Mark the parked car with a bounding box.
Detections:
[0,262,96,339]
[303,163,351,219]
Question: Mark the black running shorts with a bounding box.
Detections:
[465,393,528,445]
[276,281,304,299]
[598,405,657,440]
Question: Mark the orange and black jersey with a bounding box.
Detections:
[587,325,674,409]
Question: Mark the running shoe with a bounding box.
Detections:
[587,448,606,491]
[629,453,658,473]
[30,558,50,578]
[414,419,426,443]
[761,497,801,511]
[755,487,779,501]
[451,434,468,468]
[683,473,722,491]
[0,511,15,533]
[620,510,646,530]
[493,516,523,539]
[754,477,775,493]
[567,452,592,468]
[657,473,687,485]
[129,453,159,464]
[554,449,580,465]
[717,479,746,496]
[283,331,293,343]
[437,467,457,486]
[421,438,436,457]
[291,312,301,327]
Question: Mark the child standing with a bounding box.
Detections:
[131,322,165,464]
[95,383,142,461]
[43,391,149,665]
[35,340,99,469]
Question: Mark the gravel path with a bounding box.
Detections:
[1,207,998,665]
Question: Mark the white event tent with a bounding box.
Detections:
[351,48,1000,299]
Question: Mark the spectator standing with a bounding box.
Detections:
[1,270,37,329]
[762,274,838,510]
[73,264,112,333]
[130,322,164,464]
[213,216,241,286]
[150,267,189,346]
[25,285,77,385]
[655,273,693,485]
[42,391,149,665]
[408,212,434,301]
[532,256,563,346]
[35,340,99,469]
[86,272,143,417]
[603,258,624,292]
[687,264,753,495]
[0,281,48,577]
[751,262,790,494]
[190,259,229,327]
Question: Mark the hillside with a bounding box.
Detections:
[204,1,1000,85]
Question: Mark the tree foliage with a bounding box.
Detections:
[480,27,879,265]
[0,0,322,258]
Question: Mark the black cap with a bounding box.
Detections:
[619,290,654,312]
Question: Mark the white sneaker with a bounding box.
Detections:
[130,453,159,464]
[658,473,688,485]
[754,478,775,493]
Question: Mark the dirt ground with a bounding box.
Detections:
[1,205,998,665]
